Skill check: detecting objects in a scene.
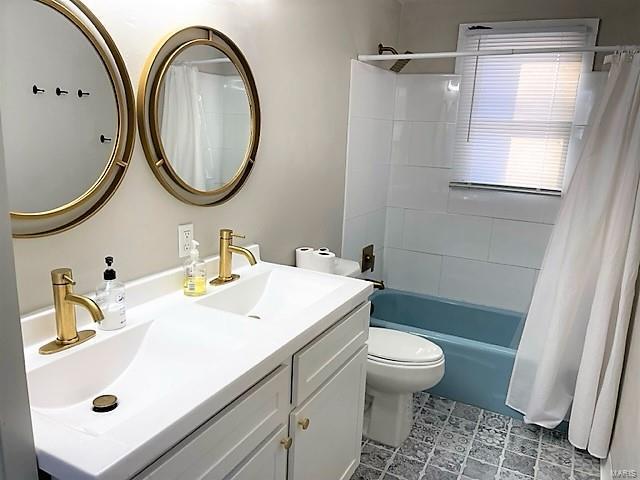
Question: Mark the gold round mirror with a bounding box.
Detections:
[5,0,135,237]
[138,26,260,206]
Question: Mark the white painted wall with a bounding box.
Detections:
[4,0,401,313]
[342,63,605,312]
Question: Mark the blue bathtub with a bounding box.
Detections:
[370,289,525,418]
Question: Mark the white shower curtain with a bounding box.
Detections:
[507,52,640,458]
[161,65,217,191]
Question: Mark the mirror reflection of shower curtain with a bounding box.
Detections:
[507,52,640,458]
[161,65,219,191]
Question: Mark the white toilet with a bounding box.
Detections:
[365,327,445,447]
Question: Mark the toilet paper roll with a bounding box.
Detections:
[316,247,330,252]
[295,247,315,268]
[306,250,336,274]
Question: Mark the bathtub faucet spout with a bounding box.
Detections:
[363,279,385,290]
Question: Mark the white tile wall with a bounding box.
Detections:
[439,256,537,312]
[447,188,561,225]
[489,220,553,269]
[342,66,605,312]
[394,75,460,122]
[392,121,456,167]
[403,210,493,260]
[349,61,396,119]
[385,207,404,249]
[342,61,396,267]
[383,248,442,295]
[387,165,450,211]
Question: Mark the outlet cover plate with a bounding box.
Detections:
[178,223,193,258]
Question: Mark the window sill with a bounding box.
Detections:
[449,181,562,197]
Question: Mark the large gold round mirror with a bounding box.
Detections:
[3,0,135,237]
[138,26,260,206]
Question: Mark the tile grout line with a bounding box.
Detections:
[534,422,544,479]
[495,415,514,479]
[455,407,483,480]
[420,395,457,480]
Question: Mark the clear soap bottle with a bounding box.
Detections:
[183,240,207,296]
[96,256,127,330]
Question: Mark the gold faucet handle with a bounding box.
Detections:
[51,268,76,286]
[231,233,246,239]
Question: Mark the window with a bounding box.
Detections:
[451,20,599,194]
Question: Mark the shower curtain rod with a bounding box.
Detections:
[358,45,640,62]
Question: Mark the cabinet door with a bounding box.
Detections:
[135,365,290,480]
[288,347,367,480]
[224,425,288,480]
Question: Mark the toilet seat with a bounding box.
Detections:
[368,355,444,368]
[367,327,443,365]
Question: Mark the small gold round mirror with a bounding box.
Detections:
[138,26,260,206]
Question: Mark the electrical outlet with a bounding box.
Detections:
[178,223,194,258]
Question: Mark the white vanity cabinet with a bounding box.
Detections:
[288,347,367,480]
[225,425,288,480]
[136,302,370,480]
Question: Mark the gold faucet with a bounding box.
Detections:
[39,268,105,355]
[210,228,257,286]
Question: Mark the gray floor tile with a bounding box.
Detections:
[573,471,600,480]
[413,391,429,408]
[367,438,394,450]
[539,443,572,469]
[479,410,511,431]
[351,464,384,480]
[428,448,465,473]
[476,424,508,448]
[573,449,601,475]
[541,430,572,450]
[510,420,542,441]
[424,394,455,413]
[502,451,536,477]
[423,466,458,480]
[360,443,394,470]
[498,468,533,479]
[409,417,441,444]
[536,460,571,480]
[452,403,482,422]
[446,415,477,435]
[506,433,539,458]
[462,458,499,480]
[468,440,502,465]
[357,397,601,480]
[396,436,432,462]
[437,429,472,455]
[421,408,449,428]
[385,454,424,480]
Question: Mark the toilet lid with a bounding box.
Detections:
[368,327,443,364]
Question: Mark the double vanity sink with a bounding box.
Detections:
[22,246,372,480]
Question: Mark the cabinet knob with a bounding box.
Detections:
[280,437,293,450]
[297,417,310,430]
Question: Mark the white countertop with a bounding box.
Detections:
[21,246,372,479]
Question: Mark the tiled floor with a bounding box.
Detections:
[352,393,601,480]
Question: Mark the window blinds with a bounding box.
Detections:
[452,27,592,192]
